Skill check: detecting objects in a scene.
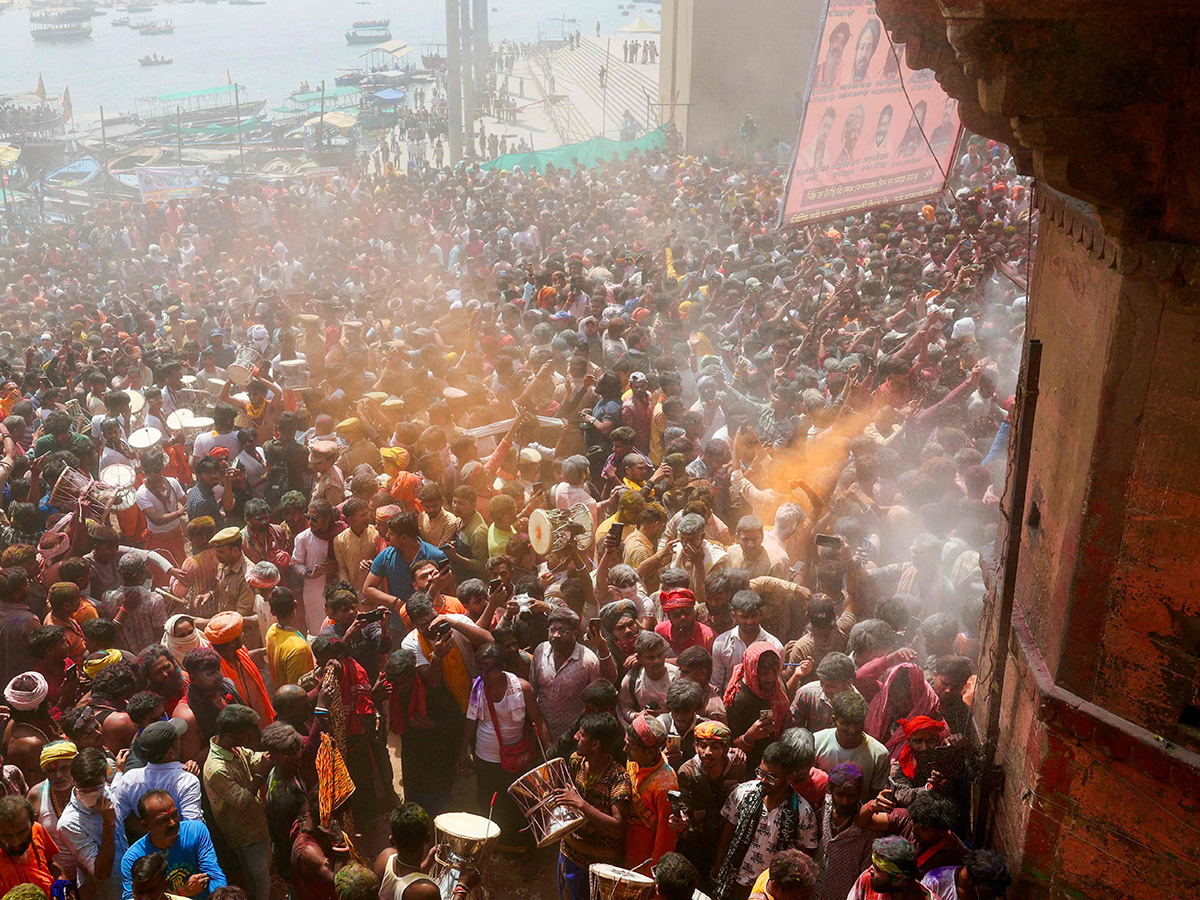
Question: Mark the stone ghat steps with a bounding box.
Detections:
[547,35,660,138]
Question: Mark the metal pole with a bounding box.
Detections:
[600,38,611,139]
[459,0,474,157]
[444,0,463,164]
[974,338,1042,848]
[317,80,325,163]
[0,166,12,239]
[234,83,247,184]
[472,0,488,99]
[100,104,111,203]
[176,105,184,164]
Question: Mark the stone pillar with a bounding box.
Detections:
[873,1,1200,896]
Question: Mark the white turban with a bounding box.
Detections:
[5,671,49,711]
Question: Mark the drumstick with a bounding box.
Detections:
[485,792,497,842]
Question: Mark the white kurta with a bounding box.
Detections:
[291,528,331,631]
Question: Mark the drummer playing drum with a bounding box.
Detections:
[553,712,632,900]
[219,370,284,445]
[373,802,482,900]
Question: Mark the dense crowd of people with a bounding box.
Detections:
[0,126,1029,900]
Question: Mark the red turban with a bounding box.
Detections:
[896,715,950,779]
[660,587,696,611]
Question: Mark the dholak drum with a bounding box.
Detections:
[507,758,586,848]
[226,345,263,386]
[589,864,655,900]
[276,358,309,390]
[126,390,146,426]
[129,427,162,453]
[50,467,111,521]
[430,812,499,900]
[99,464,138,511]
[528,508,554,555]
[165,409,194,433]
[205,377,227,397]
[50,467,96,510]
[177,388,210,412]
[184,416,214,442]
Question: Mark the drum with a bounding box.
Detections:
[49,467,95,510]
[205,377,227,398]
[430,813,499,900]
[276,358,308,390]
[226,345,263,386]
[165,409,194,433]
[49,467,111,520]
[99,464,138,511]
[129,427,162,453]
[175,388,208,411]
[183,416,214,442]
[529,509,554,555]
[589,865,655,900]
[507,758,586,848]
[126,390,146,425]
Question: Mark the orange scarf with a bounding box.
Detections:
[219,649,275,724]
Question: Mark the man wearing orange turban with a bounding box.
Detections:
[204,611,274,725]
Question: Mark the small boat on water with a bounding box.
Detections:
[42,157,101,190]
[111,15,129,24]
[31,17,93,39]
[139,53,172,65]
[334,68,364,86]
[352,18,388,27]
[125,1,152,11]
[138,18,172,32]
[346,25,389,42]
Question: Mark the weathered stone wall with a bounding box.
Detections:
[658,0,824,154]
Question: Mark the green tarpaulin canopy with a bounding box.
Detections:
[476,125,667,172]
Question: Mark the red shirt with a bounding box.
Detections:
[655,619,715,656]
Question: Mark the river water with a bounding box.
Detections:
[0,0,660,123]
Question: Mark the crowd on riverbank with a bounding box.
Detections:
[0,131,1028,900]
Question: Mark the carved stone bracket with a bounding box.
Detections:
[876,0,1200,240]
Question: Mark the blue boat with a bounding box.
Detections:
[40,157,101,190]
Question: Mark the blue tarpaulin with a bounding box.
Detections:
[373,89,406,102]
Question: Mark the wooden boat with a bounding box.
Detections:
[125,0,152,10]
[111,15,129,23]
[335,68,365,86]
[31,19,93,38]
[108,146,161,188]
[352,18,388,27]
[422,53,445,70]
[138,18,172,32]
[345,26,389,43]
[42,157,101,190]
[137,84,266,125]
[139,53,173,65]
[31,9,93,39]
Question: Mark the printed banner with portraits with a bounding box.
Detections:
[781,0,961,228]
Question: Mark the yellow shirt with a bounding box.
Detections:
[334,524,379,593]
[265,623,315,687]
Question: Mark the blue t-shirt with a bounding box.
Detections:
[371,541,446,639]
[121,819,226,900]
